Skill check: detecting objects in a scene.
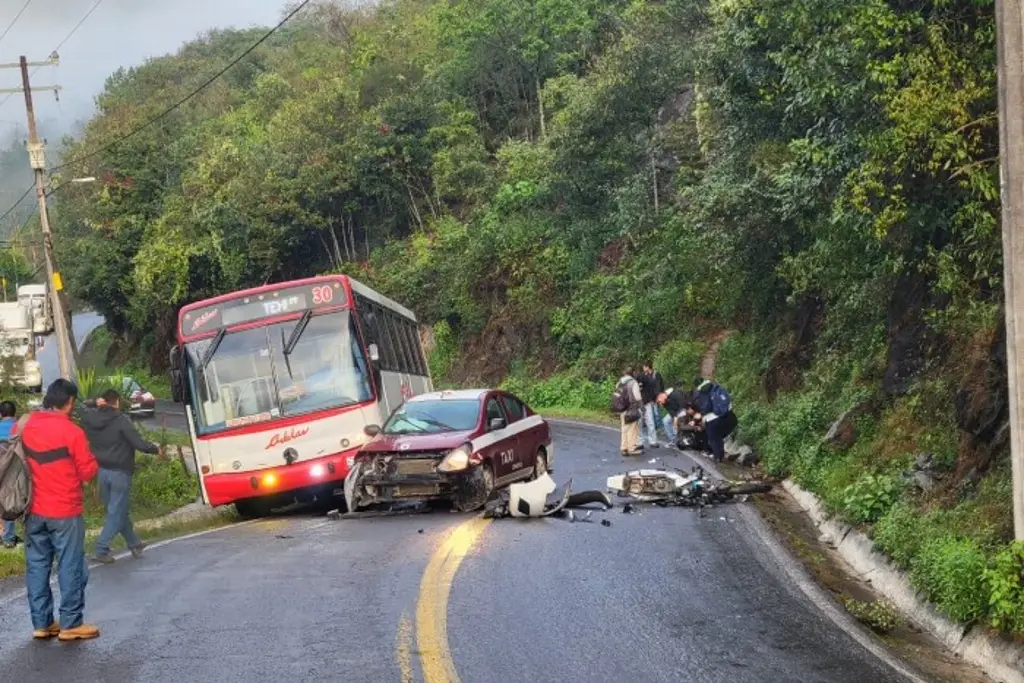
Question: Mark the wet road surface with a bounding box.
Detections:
[0,421,920,683]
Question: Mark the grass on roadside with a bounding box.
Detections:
[0,454,217,579]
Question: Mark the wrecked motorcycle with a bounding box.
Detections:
[606,466,772,508]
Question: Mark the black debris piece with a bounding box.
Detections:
[601,519,612,527]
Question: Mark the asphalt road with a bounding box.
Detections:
[0,421,918,683]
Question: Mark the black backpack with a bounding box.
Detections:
[0,434,31,521]
[611,382,632,413]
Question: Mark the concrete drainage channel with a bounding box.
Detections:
[784,479,1024,683]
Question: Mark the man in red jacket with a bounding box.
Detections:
[16,378,101,641]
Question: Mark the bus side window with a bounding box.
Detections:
[406,321,426,375]
[377,305,398,372]
[388,312,412,374]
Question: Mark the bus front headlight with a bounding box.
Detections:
[437,444,472,473]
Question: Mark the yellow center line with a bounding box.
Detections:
[396,611,414,683]
[415,516,492,683]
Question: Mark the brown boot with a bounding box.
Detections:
[58,624,100,641]
[32,621,60,639]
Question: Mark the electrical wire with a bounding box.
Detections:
[50,0,312,173]
[0,0,33,48]
[0,184,33,225]
[0,0,104,112]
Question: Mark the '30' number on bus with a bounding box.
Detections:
[312,285,334,305]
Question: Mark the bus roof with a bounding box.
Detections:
[347,276,418,321]
[17,284,45,293]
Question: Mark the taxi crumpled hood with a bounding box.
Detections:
[358,430,476,454]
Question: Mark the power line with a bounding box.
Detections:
[51,0,312,173]
[0,0,33,48]
[0,0,104,112]
[0,184,33,225]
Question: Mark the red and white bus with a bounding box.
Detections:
[168,274,433,517]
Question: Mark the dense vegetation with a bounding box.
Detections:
[35,0,1023,634]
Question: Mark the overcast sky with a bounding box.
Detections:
[0,0,290,138]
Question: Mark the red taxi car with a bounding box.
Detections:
[345,389,553,512]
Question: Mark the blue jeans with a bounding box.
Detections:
[640,403,658,446]
[25,514,88,630]
[95,469,141,556]
[2,519,17,544]
[662,413,677,443]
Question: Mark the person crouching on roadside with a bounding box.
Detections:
[16,379,100,641]
[83,389,161,564]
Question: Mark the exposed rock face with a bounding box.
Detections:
[824,400,876,449]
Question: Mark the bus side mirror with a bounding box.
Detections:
[368,343,380,362]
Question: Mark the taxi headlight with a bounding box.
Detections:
[437,444,472,473]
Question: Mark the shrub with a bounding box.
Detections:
[873,502,926,570]
[501,372,614,413]
[842,597,902,634]
[428,320,459,386]
[983,542,1024,633]
[653,339,703,388]
[910,536,989,625]
[839,473,904,525]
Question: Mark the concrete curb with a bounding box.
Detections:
[782,479,1024,683]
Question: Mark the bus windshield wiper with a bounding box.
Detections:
[284,310,312,356]
[200,328,225,370]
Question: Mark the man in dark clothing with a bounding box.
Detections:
[656,387,688,444]
[16,378,100,641]
[82,389,160,564]
[638,362,665,448]
[691,377,738,462]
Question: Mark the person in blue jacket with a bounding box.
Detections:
[1,400,21,548]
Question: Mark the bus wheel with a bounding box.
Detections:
[235,498,273,519]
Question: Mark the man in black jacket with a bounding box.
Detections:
[82,389,161,563]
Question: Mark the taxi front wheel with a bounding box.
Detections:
[454,463,494,512]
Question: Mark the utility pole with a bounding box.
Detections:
[0,54,77,381]
[995,0,1024,541]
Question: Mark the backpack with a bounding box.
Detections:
[710,383,732,416]
[0,435,30,521]
[611,381,632,413]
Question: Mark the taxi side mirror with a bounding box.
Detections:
[368,343,380,362]
[489,417,506,431]
[364,424,381,438]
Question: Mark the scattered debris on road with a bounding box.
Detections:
[484,473,613,520]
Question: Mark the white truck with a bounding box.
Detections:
[17,283,52,335]
[0,302,42,392]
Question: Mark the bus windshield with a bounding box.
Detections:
[184,310,373,434]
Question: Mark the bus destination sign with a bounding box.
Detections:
[180,281,345,336]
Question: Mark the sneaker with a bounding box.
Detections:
[130,542,147,559]
[32,622,60,639]
[58,624,100,641]
[92,553,115,564]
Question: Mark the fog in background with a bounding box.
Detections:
[0,0,289,142]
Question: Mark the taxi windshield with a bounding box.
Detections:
[382,399,480,435]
